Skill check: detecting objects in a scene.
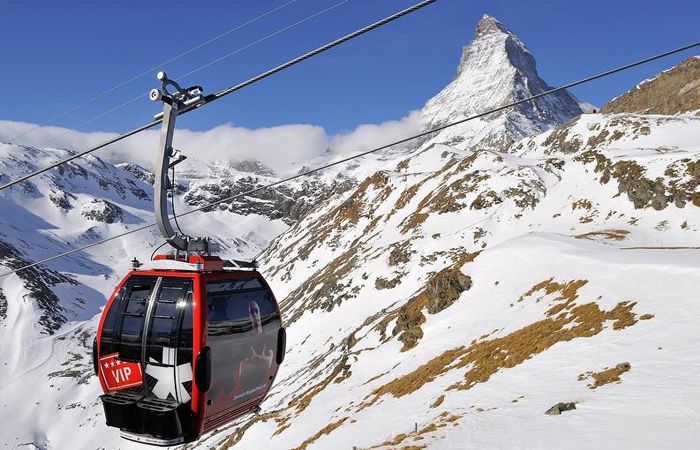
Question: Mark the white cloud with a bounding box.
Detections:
[0,111,422,176]
[329,110,422,155]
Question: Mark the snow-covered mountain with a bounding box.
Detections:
[421,15,586,150]
[224,114,699,449]
[2,13,700,450]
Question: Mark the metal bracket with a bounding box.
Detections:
[151,71,205,120]
[149,72,212,255]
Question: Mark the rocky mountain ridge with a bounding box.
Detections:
[602,56,700,116]
[1,14,699,450]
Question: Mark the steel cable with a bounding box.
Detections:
[0,0,299,150]
[2,37,700,278]
[0,0,436,192]
[31,0,353,147]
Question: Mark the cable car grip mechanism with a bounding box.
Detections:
[150,72,214,257]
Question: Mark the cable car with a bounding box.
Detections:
[93,74,286,445]
[94,255,285,445]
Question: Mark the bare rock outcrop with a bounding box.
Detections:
[601,57,700,115]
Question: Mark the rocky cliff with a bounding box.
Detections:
[601,56,700,115]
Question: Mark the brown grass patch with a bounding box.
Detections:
[291,417,348,450]
[399,211,430,234]
[572,199,593,210]
[364,286,641,405]
[395,183,423,212]
[380,433,409,447]
[518,278,588,305]
[581,362,632,389]
[331,171,392,227]
[430,395,445,408]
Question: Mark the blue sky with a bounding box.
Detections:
[1,0,699,138]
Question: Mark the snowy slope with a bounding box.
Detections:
[196,110,698,450]
[2,13,700,450]
[0,144,290,449]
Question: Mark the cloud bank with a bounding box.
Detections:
[0,111,422,176]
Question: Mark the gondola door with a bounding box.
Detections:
[202,274,282,431]
[98,273,198,445]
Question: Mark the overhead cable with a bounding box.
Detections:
[0,0,299,150]
[0,0,437,192]
[35,0,353,147]
[2,37,700,278]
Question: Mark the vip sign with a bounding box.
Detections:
[100,353,143,390]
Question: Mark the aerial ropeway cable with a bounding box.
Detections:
[1,38,700,280]
[32,0,353,150]
[0,0,438,193]
[0,0,300,151]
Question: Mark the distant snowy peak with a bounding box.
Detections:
[228,159,276,177]
[456,14,534,78]
[116,162,154,186]
[421,15,584,149]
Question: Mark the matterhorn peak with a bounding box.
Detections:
[474,14,508,38]
[452,14,535,82]
[422,14,585,149]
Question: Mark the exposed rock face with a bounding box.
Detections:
[185,176,355,225]
[229,159,276,177]
[116,162,185,195]
[545,402,576,415]
[389,265,473,351]
[117,162,155,186]
[118,158,354,225]
[48,190,76,211]
[80,199,124,223]
[421,15,584,149]
[0,287,6,322]
[0,240,76,333]
[602,57,700,115]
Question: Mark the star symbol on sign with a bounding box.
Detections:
[145,347,192,403]
[116,360,122,366]
[103,363,110,369]
[110,361,116,367]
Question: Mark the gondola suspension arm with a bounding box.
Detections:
[150,72,212,254]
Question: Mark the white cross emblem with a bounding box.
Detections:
[145,347,193,403]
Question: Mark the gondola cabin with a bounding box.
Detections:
[94,255,286,445]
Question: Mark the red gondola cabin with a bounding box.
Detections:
[93,255,286,445]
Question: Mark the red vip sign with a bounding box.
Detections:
[100,353,143,390]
